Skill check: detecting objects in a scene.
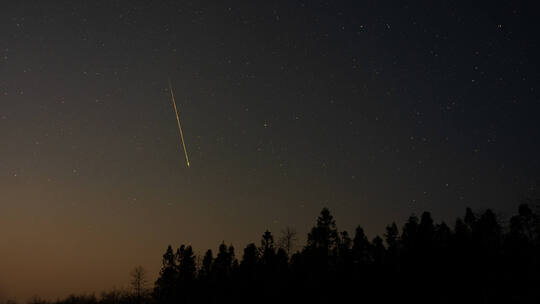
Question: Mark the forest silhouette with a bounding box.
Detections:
[14,203,540,304]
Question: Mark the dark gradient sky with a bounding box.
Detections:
[1,0,539,300]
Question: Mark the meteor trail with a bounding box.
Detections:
[168,79,190,167]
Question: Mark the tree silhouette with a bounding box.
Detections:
[153,246,177,304]
[198,249,214,304]
[212,242,235,300]
[371,236,384,265]
[198,249,213,281]
[175,245,196,303]
[306,208,339,254]
[383,221,400,272]
[277,227,297,258]
[30,204,540,304]
[352,225,371,265]
[240,243,258,281]
[130,266,148,304]
[401,214,419,253]
[260,230,275,261]
[337,230,353,275]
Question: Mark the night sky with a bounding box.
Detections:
[1,0,539,300]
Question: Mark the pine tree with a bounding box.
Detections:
[352,226,371,265]
[153,246,178,304]
[306,208,339,256]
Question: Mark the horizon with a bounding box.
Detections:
[1,204,534,302]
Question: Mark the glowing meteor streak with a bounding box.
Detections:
[168,79,190,167]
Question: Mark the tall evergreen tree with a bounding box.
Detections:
[240,243,259,281]
[306,208,339,256]
[384,222,400,266]
[371,236,385,265]
[352,226,371,265]
[418,212,435,247]
[401,214,419,253]
[153,246,178,304]
[213,242,234,281]
[199,249,213,280]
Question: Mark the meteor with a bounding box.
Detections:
[168,79,190,167]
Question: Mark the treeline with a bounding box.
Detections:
[20,203,540,304]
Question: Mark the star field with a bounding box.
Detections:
[1,0,539,300]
